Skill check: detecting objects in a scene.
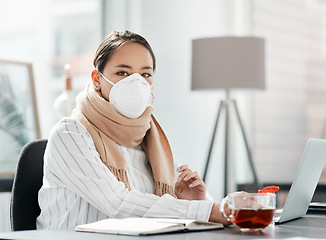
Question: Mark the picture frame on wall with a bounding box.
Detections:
[0,59,41,176]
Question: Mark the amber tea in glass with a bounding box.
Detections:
[220,192,276,232]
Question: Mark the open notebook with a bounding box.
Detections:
[75,218,223,236]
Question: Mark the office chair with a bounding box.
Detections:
[10,139,47,231]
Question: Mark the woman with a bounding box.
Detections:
[36,30,229,229]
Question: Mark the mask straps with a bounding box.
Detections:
[149,92,154,106]
[97,69,115,86]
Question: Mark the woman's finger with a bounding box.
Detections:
[188,179,206,188]
[177,169,192,182]
[177,164,189,172]
[183,171,200,181]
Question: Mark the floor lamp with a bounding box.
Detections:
[191,36,265,196]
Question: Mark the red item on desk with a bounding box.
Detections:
[258,185,279,193]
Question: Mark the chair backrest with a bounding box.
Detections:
[10,139,47,231]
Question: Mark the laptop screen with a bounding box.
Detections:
[277,138,326,223]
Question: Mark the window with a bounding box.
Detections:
[253,0,326,184]
[0,0,101,137]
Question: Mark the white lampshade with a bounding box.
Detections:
[191,36,265,90]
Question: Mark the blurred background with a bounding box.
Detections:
[1,0,326,232]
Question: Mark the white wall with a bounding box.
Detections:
[0,193,10,232]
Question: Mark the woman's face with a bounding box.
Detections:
[92,42,154,102]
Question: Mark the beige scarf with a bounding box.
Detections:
[72,83,176,197]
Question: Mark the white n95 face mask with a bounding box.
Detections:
[99,71,153,119]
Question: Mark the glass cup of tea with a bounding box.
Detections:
[220,192,276,232]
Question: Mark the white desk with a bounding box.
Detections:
[0,214,326,240]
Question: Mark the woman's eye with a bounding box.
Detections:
[141,73,152,78]
[117,71,129,76]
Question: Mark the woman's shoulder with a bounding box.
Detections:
[49,117,91,140]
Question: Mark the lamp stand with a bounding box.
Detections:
[202,91,260,197]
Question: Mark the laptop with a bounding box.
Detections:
[274,138,326,224]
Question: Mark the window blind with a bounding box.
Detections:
[253,0,326,183]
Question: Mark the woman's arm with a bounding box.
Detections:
[44,118,214,221]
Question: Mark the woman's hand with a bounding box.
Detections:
[175,165,206,200]
[209,202,232,226]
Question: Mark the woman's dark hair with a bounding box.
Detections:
[93,30,156,73]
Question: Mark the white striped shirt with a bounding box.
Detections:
[36,118,213,229]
